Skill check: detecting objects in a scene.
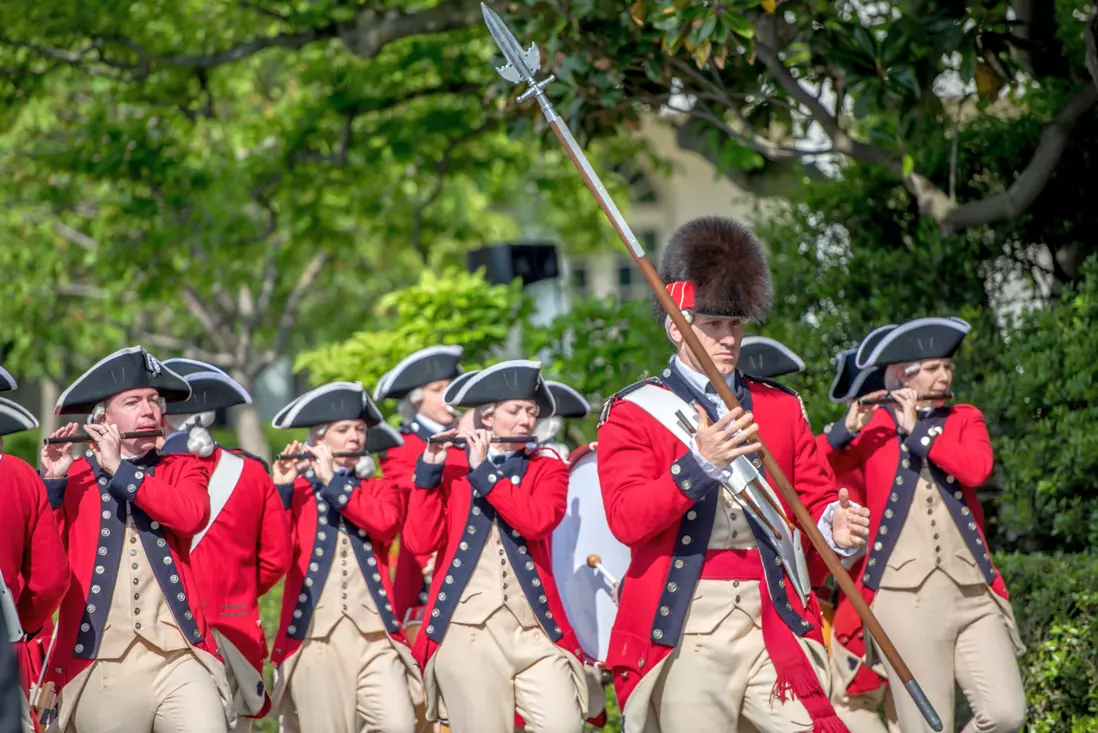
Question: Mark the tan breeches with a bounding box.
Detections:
[645,608,830,732]
[287,617,416,733]
[432,607,583,733]
[874,572,1026,733]
[65,639,228,733]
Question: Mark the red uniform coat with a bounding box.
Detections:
[597,375,841,724]
[1,455,70,694]
[44,453,220,690]
[403,450,585,670]
[188,446,291,717]
[817,404,1008,695]
[270,471,410,665]
[381,429,468,624]
[808,432,868,591]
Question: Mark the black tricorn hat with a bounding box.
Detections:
[0,397,38,436]
[545,380,590,419]
[366,423,405,453]
[858,317,970,368]
[444,360,556,416]
[162,369,252,415]
[273,382,383,429]
[853,324,896,369]
[374,345,464,401]
[654,216,772,323]
[442,370,479,405]
[0,365,16,392]
[55,346,191,415]
[738,336,805,379]
[828,348,887,403]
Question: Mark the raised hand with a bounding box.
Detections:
[831,487,871,549]
[274,441,307,484]
[84,423,123,475]
[845,390,885,434]
[891,388,919,434]
[304,443,335,485]
[423,428,457,465]
[465,429,491,470]
[41,423,81,479]
[693,405,762,471]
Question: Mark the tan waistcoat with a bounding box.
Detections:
[451,524,539,628]
[308,524,384,638]
[879,467,986,590]
[683,489,763,634]
[98,506,190,659]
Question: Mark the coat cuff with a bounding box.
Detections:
[467,460,503,498]
[275,483,295,510]
[320,474,357,508]
[44,477,68,508]
[669,451,720,502]
[903,421,941,458]
[823,420,858,450]
[413,457,444,490]
[107,461,148,503]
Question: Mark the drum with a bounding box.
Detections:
[550,443,630,662]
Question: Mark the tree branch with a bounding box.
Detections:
[271,250,329,361]
[1086,5,1098,94]
[752,34,1098,235]
[181,285,232,353]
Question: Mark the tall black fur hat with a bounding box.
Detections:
[653,216,772,324]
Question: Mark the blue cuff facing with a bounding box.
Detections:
[107,461,147,503]
[669,451,720,502]
[824,420,858,451]
[413,457,445,490]
[903,421,940,458]
[320,474,357,509]
[44,477,68,509]
[467,460,504,498]
[275,483,295,510]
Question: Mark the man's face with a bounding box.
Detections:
[671,315,747,376]
[103,388,163,453]
[903,358,954,396]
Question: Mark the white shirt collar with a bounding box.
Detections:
[672,355,736,397]
[415,412,450,435]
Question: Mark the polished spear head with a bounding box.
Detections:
[481,2,542,85]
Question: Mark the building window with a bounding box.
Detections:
[613,163,659,205]
[641,230,660,261]
[617,258,646,300]
[571,264,589,298]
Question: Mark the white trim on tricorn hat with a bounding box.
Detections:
[859,317,970,368]
[374,345,464,401]
[0,397,38,436]
[161,357,232,379]
[0,365,16,392]
[366,422,405,453]
[446,360,556,416]
[275,381,383,429]
[545,380,590,419]
[442,370,479,405]
[55,346,191,415]
[738,336,806,380]
[854,324,898,369]
[828,348,886,403]
[164,371,252,415]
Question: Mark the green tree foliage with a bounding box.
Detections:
[294,268,530,395]
[515,0,1097,246]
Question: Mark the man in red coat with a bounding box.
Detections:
[816,343,899,733]
[374,345,467,627]
[160,358,291,732]
[0,366,70,733]
[39,346,231,733]
[818,317,1026,733]
[596,217,869,733]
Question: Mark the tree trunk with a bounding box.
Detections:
[228,369,271,462]
[39,379,60,441]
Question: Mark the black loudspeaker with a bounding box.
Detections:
[467,243,559,286]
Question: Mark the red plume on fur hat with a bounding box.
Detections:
[653,216,773,322]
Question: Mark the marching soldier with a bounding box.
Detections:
[818,341,897,733]
[269,381,420,733]
[374,346,466,628]
[0,368,70,733]
[596,217,869,732]
[39,346,231,733]
[818,317,1026,733]
[160,359,292,732]
[407,360,589,733]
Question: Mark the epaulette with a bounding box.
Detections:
[746,375,811,428]
[597,376,663,428]
[228,447,271,474]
